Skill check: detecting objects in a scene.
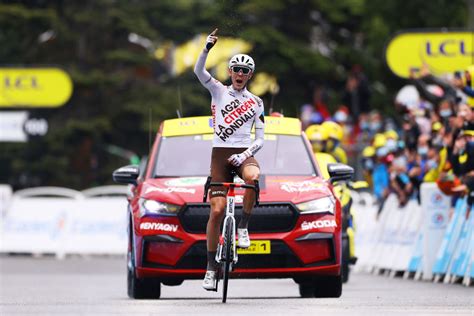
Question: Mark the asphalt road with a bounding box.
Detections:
[0,256,472,316]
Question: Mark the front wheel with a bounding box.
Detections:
[127,229,161,299]
[222,219,233,303]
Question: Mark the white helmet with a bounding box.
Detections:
[228,54,255,72]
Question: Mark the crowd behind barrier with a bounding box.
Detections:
[302,63,474,288]
[0,185,128,258]
[0,181,472,288]
[351,183,473,287]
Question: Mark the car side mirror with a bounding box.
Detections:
[112,165,140,185]
[327,163,354,183]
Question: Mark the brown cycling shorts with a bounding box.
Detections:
[209,147,260,198]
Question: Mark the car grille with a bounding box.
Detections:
[175,240,303,269]
[178,203,299,234]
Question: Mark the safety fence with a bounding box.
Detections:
[352,183,473,287]
[0,185,129,258]
[1,183,472,288]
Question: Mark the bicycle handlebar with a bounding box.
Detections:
[202,176,260,206]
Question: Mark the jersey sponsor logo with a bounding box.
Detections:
[222,99,256,124]
[145,187,196,194]
[216,98,257,142]
[301,220,337,230]
[211,104,216,132]
[140,222,179,232]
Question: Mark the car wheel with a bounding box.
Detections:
[127,229,161,299]
[314,275,342,298]
[298,283,315,298]
[342,235,350,283]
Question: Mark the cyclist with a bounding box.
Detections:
[305,124,328,154]
[194,28,265,290]
[322,121,348,164]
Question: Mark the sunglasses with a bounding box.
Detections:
[231,66,251,74]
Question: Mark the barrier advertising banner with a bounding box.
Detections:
[432,198,467,278]
[420,183,451,280]
[0,186,128,256]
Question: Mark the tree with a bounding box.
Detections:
[0,0,468,189]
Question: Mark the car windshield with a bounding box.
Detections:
[153,134,317,177]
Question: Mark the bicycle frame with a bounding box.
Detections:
[203,177,259,302]
[216,184,238,265]
[203,179,260,262]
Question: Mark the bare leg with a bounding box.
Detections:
[239,165,260,229]
[206,196,226,270]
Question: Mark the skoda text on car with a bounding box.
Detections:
[113,116,353,299]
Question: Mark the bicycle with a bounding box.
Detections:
[203,176,260,303]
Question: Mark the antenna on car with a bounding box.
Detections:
[177,85,183,118]
[148,107,152,153]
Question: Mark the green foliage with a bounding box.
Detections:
[0,0,468,189]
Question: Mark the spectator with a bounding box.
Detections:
[409,64,457,111]
[311,86,332,121]
[342,64,371,120]
[368,110,384,136]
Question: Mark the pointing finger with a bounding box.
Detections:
[210,28,218,35]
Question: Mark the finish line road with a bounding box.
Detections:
[0,256,472,315]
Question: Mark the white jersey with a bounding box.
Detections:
[194,50,265,149]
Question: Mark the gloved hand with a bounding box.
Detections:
[205,28,218,51]
[228,152,250,167]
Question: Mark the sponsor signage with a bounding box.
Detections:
[162,116,301,137]
[385,31,473,78]
[0,68,73,108]
[140,222,179,232]
[145,186,196,194]
[164,177,207,187]
[0,111,28,142]
[280,180,323,193]
[0,111,49,142]
[301,219,337,230]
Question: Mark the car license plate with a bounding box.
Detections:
[237,240,271,254]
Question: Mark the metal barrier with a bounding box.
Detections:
[352,183,473,287]
[0,185,128,257]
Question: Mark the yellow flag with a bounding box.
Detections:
[168,34,252,76]
[249,72,279,96]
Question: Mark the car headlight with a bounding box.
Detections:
[296,196,335,214]
[139,199,180,217]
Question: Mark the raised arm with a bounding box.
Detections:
[194,28,221,91]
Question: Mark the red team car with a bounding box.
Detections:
[112,115,353,299]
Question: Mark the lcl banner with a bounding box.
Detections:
[385,31,474,78]
[0,68,73,108]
